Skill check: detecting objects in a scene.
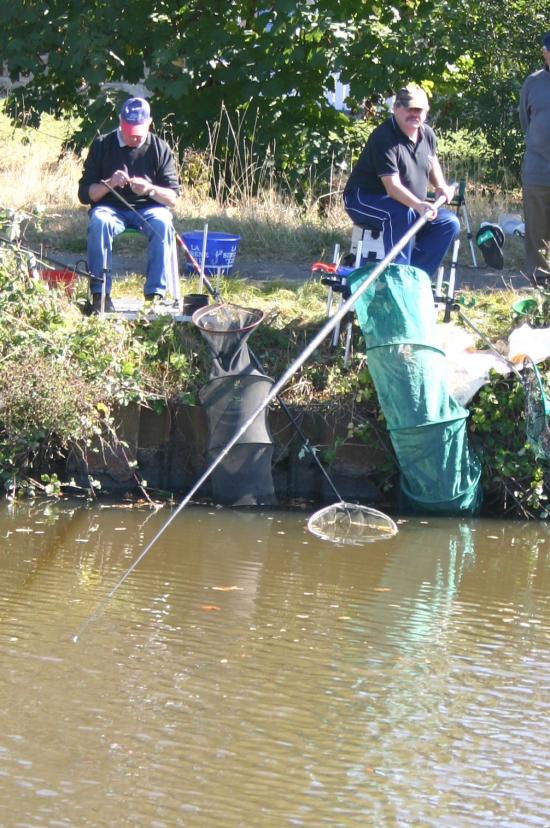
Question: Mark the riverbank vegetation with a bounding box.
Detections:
[0,248,547,518]
[0,107,548,518]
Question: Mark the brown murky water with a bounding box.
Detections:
[0,500,548,827]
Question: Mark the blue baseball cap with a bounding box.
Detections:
[543,32,550,50]
[119,97,151,135]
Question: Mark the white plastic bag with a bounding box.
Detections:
[508,323,550,364]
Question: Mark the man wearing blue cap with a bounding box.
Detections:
[78,97,180,311]
[519,32,550,286]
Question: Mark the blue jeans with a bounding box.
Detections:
[344,188,460,277]
[87,204,175,296]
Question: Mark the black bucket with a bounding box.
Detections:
[183,293,209,316]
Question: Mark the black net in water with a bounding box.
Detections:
[193,302,276,506]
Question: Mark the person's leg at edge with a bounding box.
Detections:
[411,208,460,277]
[87,205,127,295]
[138,206,175,298]
[522,184,550,285]
[343,190,416,267]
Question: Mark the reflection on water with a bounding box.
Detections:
[0,500,548,827]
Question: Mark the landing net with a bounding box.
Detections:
[307,502,398,546]
[193,302,263,334]
[523,356,550,460]
[193,302,264,375]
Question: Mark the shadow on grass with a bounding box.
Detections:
[29,204,350,263]
[33,200,529,273]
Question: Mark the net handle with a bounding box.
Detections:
[458,308,549,404]
[102,199,441,567]
[74,195,448,637]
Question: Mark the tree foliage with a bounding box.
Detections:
[0,0,548,180]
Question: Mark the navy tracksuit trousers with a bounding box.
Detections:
[344,188,460,277]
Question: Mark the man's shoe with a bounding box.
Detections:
[90,293,115,313]
[144,293,163,303]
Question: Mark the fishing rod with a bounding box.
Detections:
[103,180,344,499]
[453,304,522,378]
[454,302,550,463]
[0,234,93,279]
[100,179,213,293]
[72,194,448,642]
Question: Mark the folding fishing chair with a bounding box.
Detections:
[310,211,389,367]
[348,179,477,271]
[454,179,477,267]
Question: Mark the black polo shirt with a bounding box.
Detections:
[344,116,436,200]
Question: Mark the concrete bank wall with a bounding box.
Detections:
[67,402,391,505]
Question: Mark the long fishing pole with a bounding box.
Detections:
[101,182,344,499]
[72,194,447,642]
[455,304,550,465]
[104,180,346,498]
[0,235,93,279]
[454,305,522,379]
[100,179,220,297]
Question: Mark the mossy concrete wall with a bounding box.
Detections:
[67,402,391,505]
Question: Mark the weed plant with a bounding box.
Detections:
[0,252,212,493]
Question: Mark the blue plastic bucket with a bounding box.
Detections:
[182,231,240,275]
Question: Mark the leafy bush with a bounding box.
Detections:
[469,371,549,519]
[0,251,547,517]
[0,253,209,491]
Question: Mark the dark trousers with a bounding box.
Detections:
[522,184,550,284]
[343,188,460,277]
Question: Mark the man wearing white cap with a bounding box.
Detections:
[519,32,550,287]
[343,83,459,277]
[78,97,180,311]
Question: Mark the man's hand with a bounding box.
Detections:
[128,177,154,196]
[435,182,456,205]
[417,201,438,221]
[109,169,130,189]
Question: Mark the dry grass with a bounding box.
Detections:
[0,104,530,272]
[0,105,349,261]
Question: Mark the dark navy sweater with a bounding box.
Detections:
[78,130,180,207]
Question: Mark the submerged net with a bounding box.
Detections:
[523,356,550,460]
[307,502,398,545]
